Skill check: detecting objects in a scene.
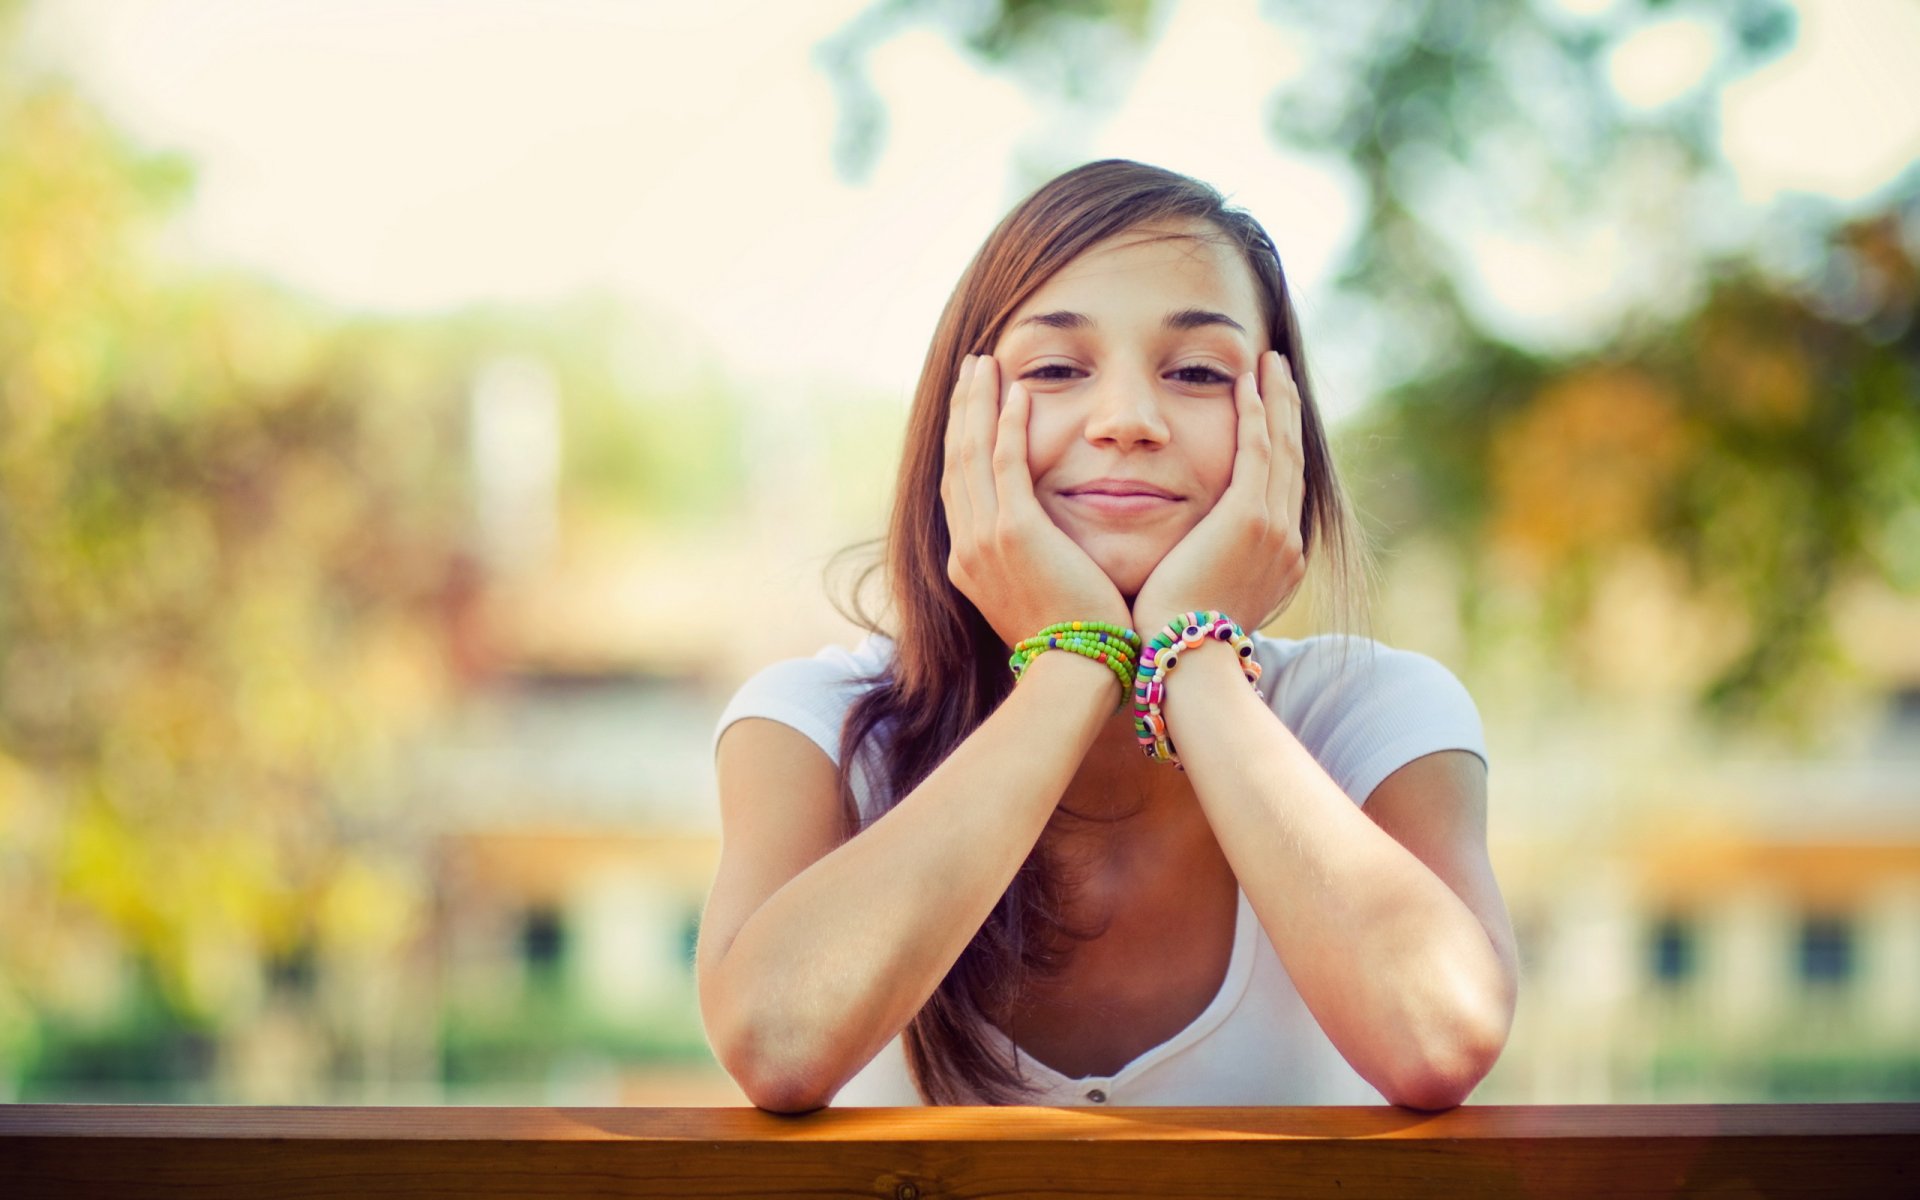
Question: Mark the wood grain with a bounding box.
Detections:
[2,1104,1914,1198]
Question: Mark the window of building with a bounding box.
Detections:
[680,908,702,969]
[1650,914,1695,986]
[1797,914,1854,986]
[521,905,567,976]
[264,940,318,997]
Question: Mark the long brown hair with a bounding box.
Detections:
[830,159,1373,1103]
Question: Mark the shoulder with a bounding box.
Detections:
[1255,633,1475,710]
[712,633,897,766]
[1251,632,1486,807]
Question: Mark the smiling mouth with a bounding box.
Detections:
[1062,491,1181,515]
[1059,474,1175,499]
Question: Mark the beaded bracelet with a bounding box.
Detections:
[1008,620,1142,711]
[1132,611,1262,770]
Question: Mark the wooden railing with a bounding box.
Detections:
[3,1103,1916,1197]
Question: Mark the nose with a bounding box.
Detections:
[1082,365,1170,448]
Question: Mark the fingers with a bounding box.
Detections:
[992,378,1044,519]
[941,355,979,540]
[942,354,976,467]
[965,354,1001,527]
[1265,350,1307,537]
[1222,367,1272,511]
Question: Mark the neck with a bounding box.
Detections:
[1052,708,1198,828]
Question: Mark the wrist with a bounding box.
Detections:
[1018,646,1131,726]
[1156,637,1246,719]
[1009,619,1141,713]
[1130,611,1262,769]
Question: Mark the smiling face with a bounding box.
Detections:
[991,220,1271,601]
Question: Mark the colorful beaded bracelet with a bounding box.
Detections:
[1009,636,1138,698]
[1132,610,1262,769]
[1008,620,1141,710]
[1025,620,1138,642]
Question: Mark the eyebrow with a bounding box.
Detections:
[1165,308,1248,334]
[1011,308,1247,335]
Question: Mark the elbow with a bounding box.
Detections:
[1382,1043,1498,1111]
[704,992,842,1113]
[742,1071,834,1115]
[717,1030,839,1113]
[1384,1067,1479,1112]
[1383,999,1512,1111]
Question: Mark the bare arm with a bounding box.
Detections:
[1121,351,1515,1108]
[1159,642,1518,1110]
[702,351,1133,1112]
[697,649,1116,1112]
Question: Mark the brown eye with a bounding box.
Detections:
[1171,366,1232,386]
[1024,364,1080,380]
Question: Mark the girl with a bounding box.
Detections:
[698,159,1518,1111]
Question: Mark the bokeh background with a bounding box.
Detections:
[2,0,1916,1106]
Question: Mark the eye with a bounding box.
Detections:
[1170,365,1233,386]
[1022,363,1082,381]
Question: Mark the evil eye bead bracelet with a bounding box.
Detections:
[1132,611,1261,769]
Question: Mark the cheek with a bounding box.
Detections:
[1196,414,1239,502]
[1022,406,1077,483]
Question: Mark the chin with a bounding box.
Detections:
[1056,522,1169,606]
[1091,550,1158,604]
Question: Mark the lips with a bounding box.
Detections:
[1061,477,1181,499]
[1060,478,1182,519]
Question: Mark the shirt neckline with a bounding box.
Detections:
[995,886,1257,1091]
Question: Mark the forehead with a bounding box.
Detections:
[1008,220,1265,329]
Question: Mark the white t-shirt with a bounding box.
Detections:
[710,630,1489,1106]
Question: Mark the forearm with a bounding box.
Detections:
[710,650,1116,1108]
[1160,642,1510,1106]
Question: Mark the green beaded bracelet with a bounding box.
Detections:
[1007,620,1141,711]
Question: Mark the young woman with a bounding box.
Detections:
[698,160,1518,1111]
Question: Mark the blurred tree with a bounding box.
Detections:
[1255,0,1916,735]
[821,0,1920,736]
[0,0,750,1094]
[1353,214,1920,734]
[818,0,1162,182]
[0,9,472,1092]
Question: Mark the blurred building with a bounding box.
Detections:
[406,657,742,1106]
[1491,708,1920,1101]
[419,575,1920,1106]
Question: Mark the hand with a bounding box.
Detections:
[1129,349,1307,638]
[943,354,1133,649]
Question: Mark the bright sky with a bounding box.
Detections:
[20,0,1920,422]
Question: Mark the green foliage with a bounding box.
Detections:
[1646,1046,1920,1101]
[818,0,1163,182]
[0,33,462,1084]
[0,20,752,1098]
[1262,0,1796,373]
[13,955,218,1102]
[485,301,749,526]
[1350,211,1920,732]
[439,982,710,1088]
[1260,0,1914,732]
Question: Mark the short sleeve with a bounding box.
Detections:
[710,636,896,822]
[1269,635,1488,808]
[712,656,860,766]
